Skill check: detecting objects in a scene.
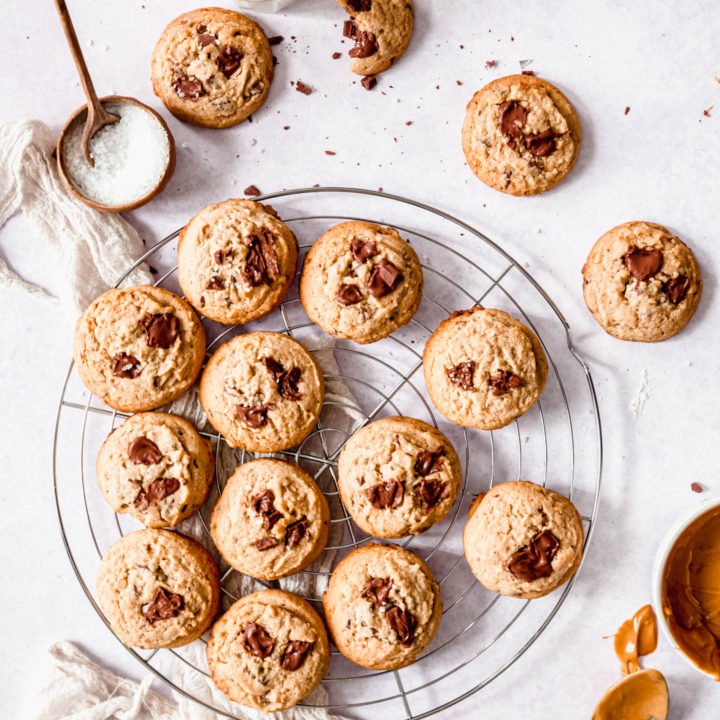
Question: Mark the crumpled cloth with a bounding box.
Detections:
[0,119,151,315]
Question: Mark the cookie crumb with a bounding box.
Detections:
[691,482,704,493]
[703,105,713,117]
[624,106,631,115]
[244,185,261,197]
[296,80,312,95]
[268,35,284,45]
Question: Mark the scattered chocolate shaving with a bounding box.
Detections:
[129,437,163,465]
[146,477,180,503]
[691,482,704,493]
[236,403,272,428]
[349,31,378,59]
[295,80,312,95]
[337,283,363,305]
[489,370,524,396]
[416,479,446,509]
[361,75,377,91]
[112,352,142,378]
[255,536,279,551]
[622,246,664,281]
[386,606,416,646]
[366,479,404,509]
[506,529,560,581]
[268,35,284,45]
[142,587,184,624]
[351,237,378,263]
[414,448,444,476]
[663,275,690,304]
[368,259,402,298]
[446,361,475,390]
[206,275,224,290]
[497,100,528,150]
[140,313,179,349]
[244,185,261,197]
[217,45,243,78]
[361,577,393,606]
[173,75,205,101]
[242,623,275,658]
[285,517,308,548]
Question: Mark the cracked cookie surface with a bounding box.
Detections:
[178,199,298,325]
[337,416,461,538]
[323,543,442,670]
[463,481,584,599]
[582,221,702,342]
[462,74,581,196]
[211,458,329,580]
[300,221,423,344]
[96,529,220,648]
[423,307,547,430]
[199,331,324,452]
[96,412,214,528]
[73,285,206,413]
[151,7,273,128]
[206,589,329,711]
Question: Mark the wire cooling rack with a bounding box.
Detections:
[53,187,602,719]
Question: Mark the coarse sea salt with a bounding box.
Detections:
[63,101,170,206]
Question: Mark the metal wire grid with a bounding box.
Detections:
[53,188,602,719]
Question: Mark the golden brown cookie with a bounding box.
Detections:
[96,412,214,528]
[299,221,423,344]
[206,589,330,711]
[423,307,548,430]
[178,199,298,325]
[323,543,442,670]
[337,416,462,538]
[96,529,220,648]
[199,332,324,452]
[73,285,206,413]
[582,221,702,342]
[151,7,273,128]
[463,481,584,599]
[462,74,582,196]
[210,459,329,580]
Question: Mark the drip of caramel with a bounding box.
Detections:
[592,669,668,720]
[614,604,658,675]
[662,505,720,680]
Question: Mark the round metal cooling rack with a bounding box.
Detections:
[53,187,602,719]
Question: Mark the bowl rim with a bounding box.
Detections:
[56,94,176,214]
[651,495,720,679]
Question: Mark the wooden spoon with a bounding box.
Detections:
[53,0,119,166]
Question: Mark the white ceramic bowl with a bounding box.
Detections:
[651,496,720,679]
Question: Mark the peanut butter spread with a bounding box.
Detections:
[614,604,658,675]
[662,505,720,680]
[592,669,668,720]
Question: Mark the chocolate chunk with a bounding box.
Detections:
[366,479,404,509]
[133,490,149,511]
[242,229,278,287]
[206,275,224,290]
[525,129,562,157]
[446,361,475,390]
[214,250,225,264]
[622,246,664,281]
[386,606,416,646]
[254,536,279,551]
[664,275,690,304]
[296,80,312,95]
[489,370,524,396]
[415,479,446,509]
[506,529,560,582]
[285,517,308,548]
[197,24,207,33]
[361,577,393,606]
[351,237,379,264]
[197,33,217,47]
[217,45,243,78]
[146,477,180,504]
[498,100,528,150]
[242,623,275,658]
[349,31,378,59]
[244,185,261,197]
[691,482,704,493]
[261,356,302,401]
[129,437,163,465]
[348,0,372,9]
[173,75,206,101]
[280,640,314,671]
[414,448,444,476]
[361,75,377,91]
[252,489,284,530]
[140,313,179,349]
[521,69,535,76]
[261,356,285,379]
[236,403,272,428]
[368,259,402,298]
[112,352,142,378]
[342,19,357,39]
[337,283,363,305]
[268,35,284,45]
[142,587,184,624]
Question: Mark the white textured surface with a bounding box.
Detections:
[2,0,720,718]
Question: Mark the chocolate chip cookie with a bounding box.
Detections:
[299,221,423,344]
[96,529,220,648]
[178,199,298,325]
[96,412,214,528]
[73,285,206,413]
[582,221,702,342]
[199,332,324,452]
[206,588,330,711]
[463,481,584,599]
[462,74,582,196]
[211,458,329,580]
[337,416,462,538]
[324,543,442,670]
[337,0,414,77]
[151,7,273,128]
[423,307,548,430]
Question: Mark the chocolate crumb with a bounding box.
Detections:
[361,75,377,91]
[244,185,261,197]
[521,70,535,76]
[332,52,342,59]
[691,482,704,493]
[325,150,336,155]
[485,60,496,68]
[703,105,713,117]
[624,106,631,115]
[456,80,463,85]
[296,80,312,95]
[268,35,284,45]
